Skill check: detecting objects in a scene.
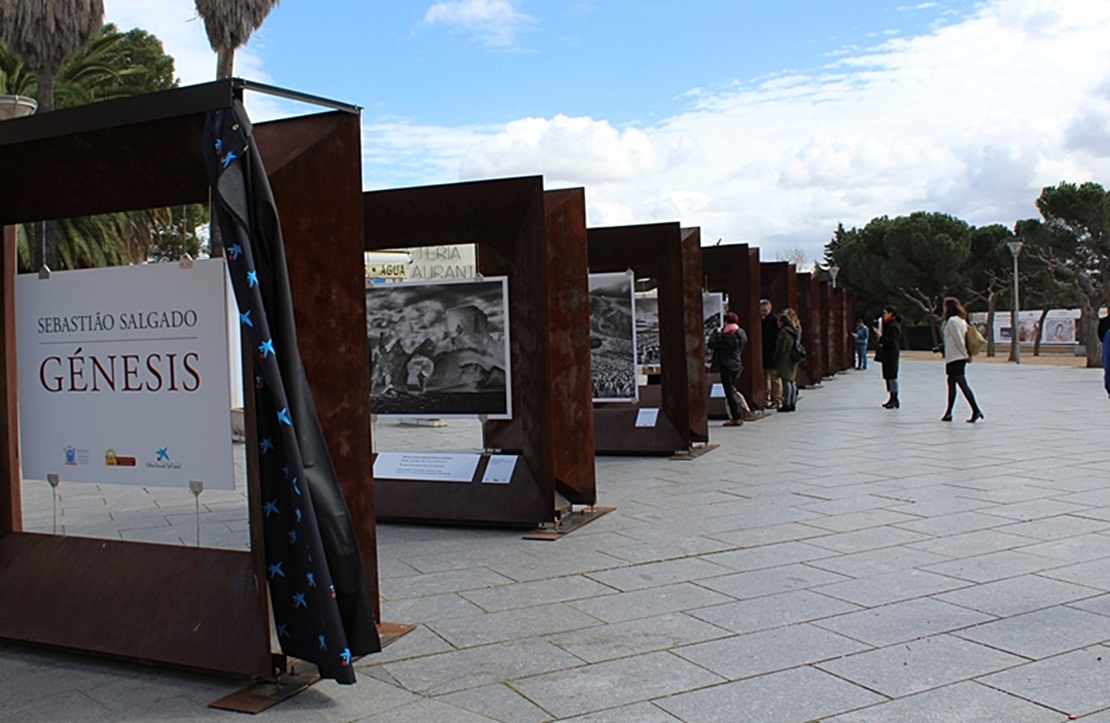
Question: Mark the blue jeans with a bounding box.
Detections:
[855,343,868,369]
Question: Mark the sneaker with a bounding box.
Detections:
[723,419,743,427]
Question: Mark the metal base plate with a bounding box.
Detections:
[209,672,319,714]
[672,443,719,461]
[524,506,616,541]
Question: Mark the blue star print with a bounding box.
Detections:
[227,243,242,260]
[288,529,298,544]
[260,437,275,454]
[221,150,237,168]
[340,649,351,666]
[240,309,253,327]
[277,407,292,425]
[292,592,307,609]
[306,572,316,588]
[263,499,280,517]
[155,447,169,461]
[295,508,303,522]
[318,634,327,650]
[259,339,275,358]
[267,562,284,579]
[246,270,258,287]
[277,624,290,639]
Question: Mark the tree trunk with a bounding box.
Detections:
[1033,308,1050,357]
[207,48,235,260]
[34,70,58,270]
[216,47,234,79]
[1080,305,1101,368]
[986,291,997,357]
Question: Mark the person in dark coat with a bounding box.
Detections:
[773,308,802,412]
[759,299,782,409]
[878,305,902,408]
[708,311,747,426]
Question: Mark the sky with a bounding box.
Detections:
[101,0,1110,264]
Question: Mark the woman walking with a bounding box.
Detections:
[707,311,747,426]
[940,296,984,423]
[774,308,802,412]
[878,305,902,408]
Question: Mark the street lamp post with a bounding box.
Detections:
[1007,241,1024,364]
[829,264,840,289]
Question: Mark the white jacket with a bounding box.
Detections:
[943,316,969,362]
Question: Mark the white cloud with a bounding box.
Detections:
[421,0,1110,255]
[422,0,532,48]
[460,115,669,184]
[102,0,1110,261]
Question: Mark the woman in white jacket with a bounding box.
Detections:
[940,296,984,423]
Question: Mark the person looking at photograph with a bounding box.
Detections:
[708,311,747,426]
[852,318,869,370]
[940,296,984,423]
[760,299,782,410]
[773,308,802,412]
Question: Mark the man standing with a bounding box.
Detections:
[760,299,782,409]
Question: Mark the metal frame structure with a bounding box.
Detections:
[364,178,597,525]
[587,223,707,455]
[0,80,380,675]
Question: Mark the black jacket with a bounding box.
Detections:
[879,318,902,380]
[761,312,779,368]
[708,328,745,373]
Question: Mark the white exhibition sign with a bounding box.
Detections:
[374,452,480,482]
[15,259,235,489]
[481,455,517,484]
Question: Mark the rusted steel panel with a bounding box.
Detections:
[819,282,834,374]
[0,533,272,677]
[1,226,18,536]
[255,111,380,619]
[0,114,210,224]
[541,189,596,502]
[796,272,820,386]
[680,228,708,443]
[701,244,763,409]
[0,84,379,674]
[365,177,571,523]
[587,222,704,454]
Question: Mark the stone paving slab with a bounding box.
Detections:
[6,359,1110,721]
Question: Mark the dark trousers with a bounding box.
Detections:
[720,367,742,420]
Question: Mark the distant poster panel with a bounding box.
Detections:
[366,278,511,418]
[590,271,637,402]
[634,291,725,369]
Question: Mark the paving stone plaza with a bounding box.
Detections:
[5,356,1110,721]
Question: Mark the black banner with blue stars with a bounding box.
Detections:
[203,101,380,684]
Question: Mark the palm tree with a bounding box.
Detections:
[0,0,104,270]
[194,1,280,258]
[195,0,280,79]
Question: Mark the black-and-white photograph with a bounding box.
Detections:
[634,294,660,368]
[634,291,725,369]
[366,278,511,418]
[703,292,724,365]
[589,271,637,402]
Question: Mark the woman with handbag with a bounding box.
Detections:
[773,308,802,412]
[877,305,902,408]
[940,296,984,423]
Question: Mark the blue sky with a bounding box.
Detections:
[104,1,1110,263]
